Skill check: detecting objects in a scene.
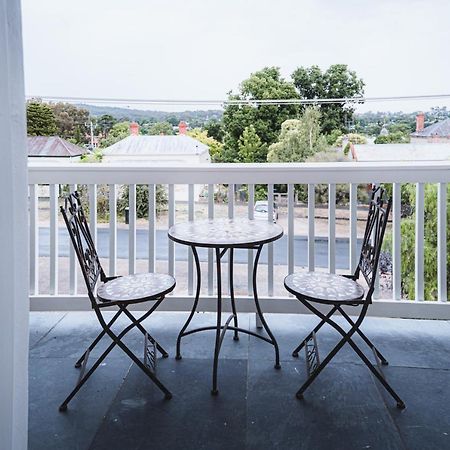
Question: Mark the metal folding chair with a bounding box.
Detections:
[59,191,175,411]
[285,186,405,409]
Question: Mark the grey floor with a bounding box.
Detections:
[29,311,450,450]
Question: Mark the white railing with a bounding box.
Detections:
[28,161,449,319]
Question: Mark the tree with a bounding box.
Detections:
[187,128,223,162]
[267,108,328,162]
[26,101,57,136]
[292,64,364,134]
[222,67,300,162]
[204,120,225,142]
[149,122,174,135]
[99,121,130,147]
[50,102,89,143]
[374,131,410,144]
[118,185,168,218]
[96,114,117,137]
[238,126,266,163]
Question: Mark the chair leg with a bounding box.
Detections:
[292,306,338,357]
[229,248,239,341]
[120,306,169,358]
[74,309,123,368]
[337,306,388,365]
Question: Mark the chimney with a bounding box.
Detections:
[416,112,425,133]
[178,121,187,135]
[130,122,140,136]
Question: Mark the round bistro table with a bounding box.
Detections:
[168,218,283,395]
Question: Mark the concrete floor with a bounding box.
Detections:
[29,311,450,450]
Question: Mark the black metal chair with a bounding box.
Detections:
[285,186,405,409]
[59,191,175,411]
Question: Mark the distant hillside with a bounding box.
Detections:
[79,104,223,126]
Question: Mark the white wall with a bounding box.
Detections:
[0,0,29,448]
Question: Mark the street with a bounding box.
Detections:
[39,227,361,269]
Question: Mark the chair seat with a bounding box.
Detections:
[97,273,176,303]
[284,272,365,304]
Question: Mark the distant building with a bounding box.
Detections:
[350,143,450,162]
[102,123,210,165]
[27,136,87,162]
[410,112,450,143]
[379,125,389,136]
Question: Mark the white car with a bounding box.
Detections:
[254,201,278,222]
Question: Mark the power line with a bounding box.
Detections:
[26,93,450,107]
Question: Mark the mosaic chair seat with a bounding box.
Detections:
[59,192,175,411]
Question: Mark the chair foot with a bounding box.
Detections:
[162,353,169,358]
[296,392,304,400]
[274,363,281,370]
[211,389,219,396]
[292,351,299,358]
[233,336,239,341]
[59,404,68,412]
[74,362,81,368]
[175,355,182,360]
[397,401,406,410]
[165,393,173,400]
[382,360,389,366]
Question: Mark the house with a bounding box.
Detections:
[350,142,450,162]
[27,136,88,162]
[102,122,211,165]
[410,112,450,143]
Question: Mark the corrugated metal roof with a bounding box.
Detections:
[27,136,87,157]
[352,143,450,162]
[102,135,209,156]
[411,118,450,137]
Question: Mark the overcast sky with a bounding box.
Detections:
[21,0,450,112]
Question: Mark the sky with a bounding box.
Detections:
[21,0,450,112]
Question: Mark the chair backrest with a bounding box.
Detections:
[60,191,105,305]
[355,186,392,297]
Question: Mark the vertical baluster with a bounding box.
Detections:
[69,183,77,295]
[148,184,156,272]
[188,184,194,296]
[415,183,424,301]
[208,184,214,295]
[437,183,447,302]
[267,184,274,296]
[88,184,97,247]
[392,183,401,300]
[287,184,294,275]
[128,184,136,275]
[168,184,175,277]
[247,184,255,296]
[109,184,117,277]
[328,184,336,274]
[349,183,357,273]
[29,184,39,295]
[308,184,315,271]
[50,184,59,295]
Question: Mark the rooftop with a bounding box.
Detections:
[351,143,450,161]
[27,136,87,157]
[29,311,450,450]
[411,118,450,137]
[102,135,210,156]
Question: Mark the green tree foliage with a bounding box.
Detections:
[187,128,223,162]
[149,122,174,136]
[292,64,364,134]
[238,126,267,163]
[392,184,450,300]
[374,131,410,144]
[267,108,328,162]
[26,101,57,136]
[222,67,300,162]
[96,114,117,136]
[334,133,367,146]
[118,185,168,218]
[99,121,130,147]
[50,102,89,144]
[204,120,225,142]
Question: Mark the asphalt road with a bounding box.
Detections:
[39,228,361,269]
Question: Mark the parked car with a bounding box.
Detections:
[254,201,278,222]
